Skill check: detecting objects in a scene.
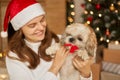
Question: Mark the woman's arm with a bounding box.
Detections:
[6,56,58,80]
[49,46,69,75]
[72,56,94,80]
[6,57,34,80]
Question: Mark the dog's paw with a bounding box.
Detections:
[46,43,60,58]
[77,50,89,60]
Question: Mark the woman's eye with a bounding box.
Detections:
[28,23,36,28]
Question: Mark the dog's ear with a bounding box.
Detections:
[85,27,97,57]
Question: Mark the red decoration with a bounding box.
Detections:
[95,4,101,10]
[81,3,85,8]
[64,43,79,53]
[87,16,93,22]
[106,29,110,36]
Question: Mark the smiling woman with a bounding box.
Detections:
[0,0,70,80]
[0,0,66,53]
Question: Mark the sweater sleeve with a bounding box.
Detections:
[6,56,58,80]
[6,57,34,80]
[80,72,92,80]
[40,72,58,80]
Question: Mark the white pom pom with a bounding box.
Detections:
[0,31,8,38]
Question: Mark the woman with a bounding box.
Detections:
[1,0,94,80]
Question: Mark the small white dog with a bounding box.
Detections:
[46,23,97,80]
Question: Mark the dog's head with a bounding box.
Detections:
[60,23,97,57]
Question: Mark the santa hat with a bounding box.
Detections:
[1,0,45,38]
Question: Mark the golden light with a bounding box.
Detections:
[0,53,2,58]
[70,4,75,8]
[0,74,7,79]
[106,39,110,43]
[68,17,73,22]
[109,4,115,11]
[115,10,118,13]
[87,21,90,24]
[117,1,120,6]
[98,13,102,17]
[90,11,94,15]
[100,37,104,41]
[88,0,92,2]
[84,10,88,14]
[71,11,75,16]
[96,27,100,31]
[115,41,119,45]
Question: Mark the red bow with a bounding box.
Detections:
[64,43,79,53]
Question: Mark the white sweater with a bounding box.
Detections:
[6,39,92,80]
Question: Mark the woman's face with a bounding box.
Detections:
[21,15,46,43]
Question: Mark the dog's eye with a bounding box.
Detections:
[78,37,82,41]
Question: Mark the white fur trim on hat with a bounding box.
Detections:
[11,3,45,31]
[1,31,8,38]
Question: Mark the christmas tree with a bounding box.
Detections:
[80,0,120,46]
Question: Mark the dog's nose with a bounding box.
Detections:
[69,38,75,42]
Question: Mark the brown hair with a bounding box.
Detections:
[7,26,59,69]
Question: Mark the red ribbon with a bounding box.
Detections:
[64,43,79,53]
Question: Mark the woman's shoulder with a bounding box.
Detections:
[7,51,18,58]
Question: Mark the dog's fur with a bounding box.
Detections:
[46,23,97,80]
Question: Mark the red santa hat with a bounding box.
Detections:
[1,0,45,38]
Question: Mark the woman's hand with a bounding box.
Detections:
[49,46,69,75]
[72,55,94,78]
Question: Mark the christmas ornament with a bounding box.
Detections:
[109,4,115,11]
[87,16,93,22]
[105,23,111,28]
[106,29,110,36]
[95,4,101,10]
[81,3,85,8]
[104,15,110,22]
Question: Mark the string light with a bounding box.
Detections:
[96,27,100,31]
[68,17,74,22]
[86,21,90,24]
[66,0,75,25]
[84,10,88,14]
[100,37,104,41]
[70,4,74,8]
[118,1,120,6]
[90,11,94,15]
[98,13,102,17]
[106,39,110,43]
[71,11,75,16]
[0,74,7,80]
[115,10,118,13]
[0,53,2,58]
[115,41,119,45]
[88,0,92,2]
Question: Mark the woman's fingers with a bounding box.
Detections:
[56,46,69,56]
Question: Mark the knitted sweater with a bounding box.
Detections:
[6,39,92,80]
